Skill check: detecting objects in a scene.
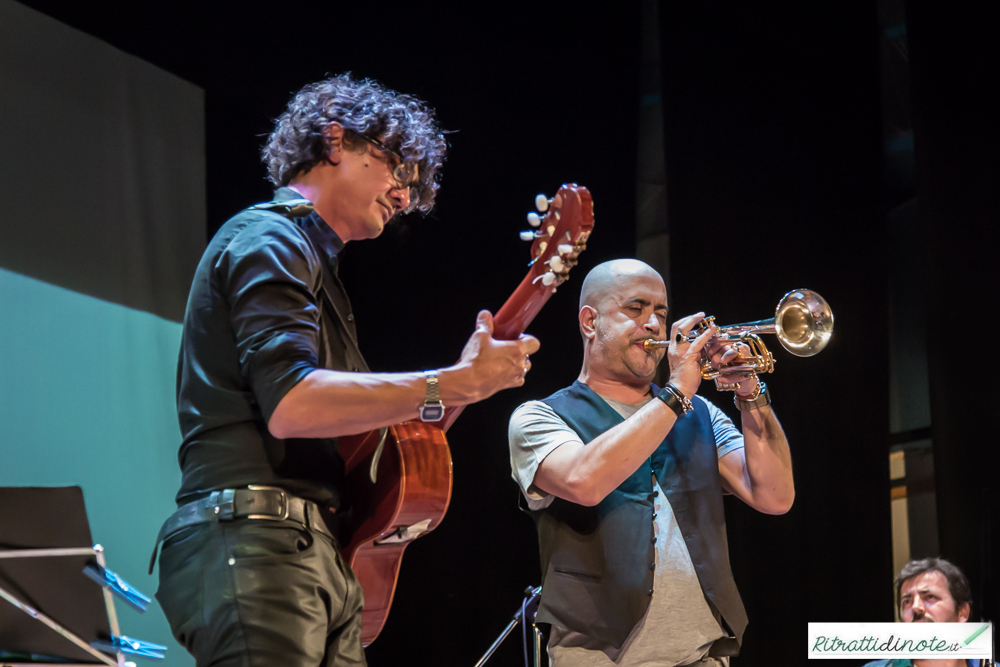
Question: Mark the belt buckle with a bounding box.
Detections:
[246,485,289,521]
[208,489,236,521]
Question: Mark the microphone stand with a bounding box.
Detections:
[474,585,543,667]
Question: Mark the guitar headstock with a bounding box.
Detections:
[491,184,594,341]
[519,183,594,291]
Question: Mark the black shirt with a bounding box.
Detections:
[175,188,368,508]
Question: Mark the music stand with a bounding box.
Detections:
[474,586,544,667]
[0,487,165,666]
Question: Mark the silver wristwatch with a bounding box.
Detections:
[419,370,445,422]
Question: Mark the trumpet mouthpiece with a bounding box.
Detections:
[643,339,669,351]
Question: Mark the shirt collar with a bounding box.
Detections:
[272,186,345,260]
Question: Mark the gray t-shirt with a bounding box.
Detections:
[508,393,744,667]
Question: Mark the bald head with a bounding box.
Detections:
[576,259,668,385]
[579,259,665,310]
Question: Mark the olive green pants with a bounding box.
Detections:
[156,518,366,666]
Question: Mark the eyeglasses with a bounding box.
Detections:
[356,134,418,191]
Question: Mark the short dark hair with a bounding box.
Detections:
[262,73,447,214]
[895,557,972,612]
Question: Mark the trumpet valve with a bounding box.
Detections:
[694,316,717,335]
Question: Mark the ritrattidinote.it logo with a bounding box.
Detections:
[807,622,993,660]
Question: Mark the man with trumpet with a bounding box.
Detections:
[509,259,795,666]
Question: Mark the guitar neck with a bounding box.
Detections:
[491,270,555,341]
[440,183,593,433]
[439,273,555,432]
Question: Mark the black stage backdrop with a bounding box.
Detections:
[906,0,1000,635]
[659,4,891,663]
[11,1,996,665]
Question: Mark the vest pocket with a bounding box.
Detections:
[552,567,602,582]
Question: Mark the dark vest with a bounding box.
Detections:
[530,381,748,654]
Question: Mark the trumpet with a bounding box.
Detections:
[643,289,834,389]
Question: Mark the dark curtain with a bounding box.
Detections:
[906,0,1000,625]
[658,4,891,664]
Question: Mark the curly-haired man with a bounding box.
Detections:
[151,74,539,666]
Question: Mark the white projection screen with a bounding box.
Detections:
[1,1,203,664]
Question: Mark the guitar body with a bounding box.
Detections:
[339,421,452,646]
[340,184,594,646]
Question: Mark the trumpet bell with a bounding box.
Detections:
[774,289,834,357]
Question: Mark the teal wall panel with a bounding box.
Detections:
[1,267,193,666]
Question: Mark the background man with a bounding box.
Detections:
[865,557,982,667]
[509,259,795,666]
[153,74,539,666]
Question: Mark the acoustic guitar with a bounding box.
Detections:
[337,183,594,646]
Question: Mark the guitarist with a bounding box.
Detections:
[151,74,539,667]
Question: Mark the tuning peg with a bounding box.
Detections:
[558,244,573,255]
[548,256,565,272]
[535,194,549,212]
[532,271,557,286]
[519,231,535,242]
[553,194,563,208]
[537,241,548,254]
[527,212,541,228]
[546,225,556,237]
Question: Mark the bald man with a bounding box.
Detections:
[509,259,795,666]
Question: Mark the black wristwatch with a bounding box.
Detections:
[419,370,445,422]
[657,383,693,418]
[734,382,771,412]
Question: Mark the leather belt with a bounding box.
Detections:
[148,486,331,574]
